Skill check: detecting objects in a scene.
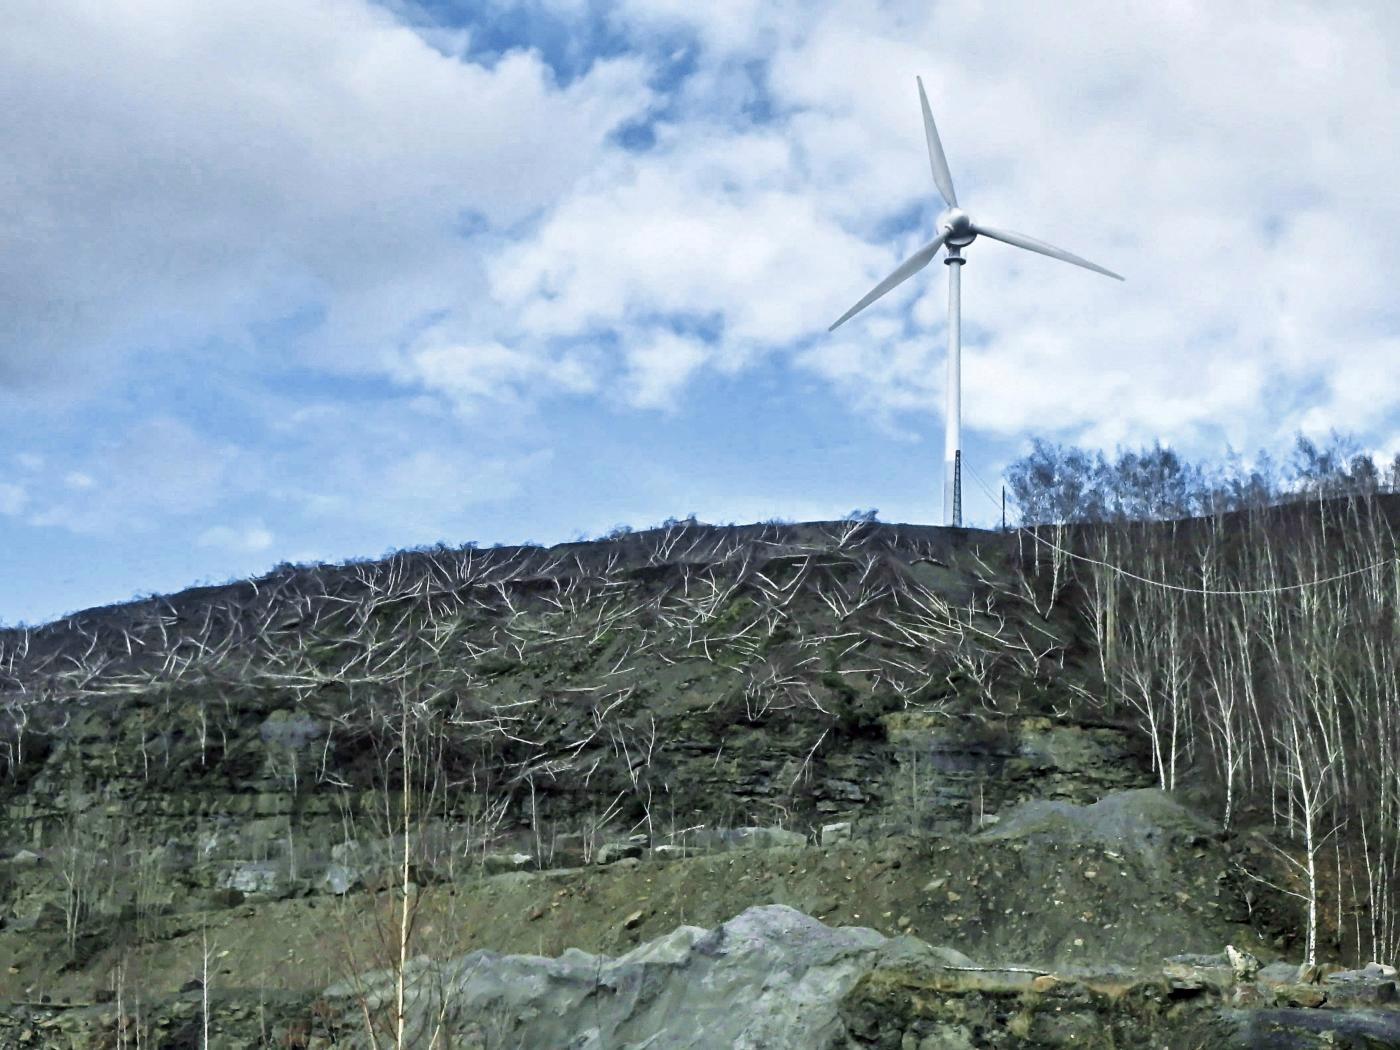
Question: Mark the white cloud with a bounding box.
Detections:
[0,483,26,516]
[797,4,1400,451]
[605,0,812,55]
[294,443,554,535]
[0,0,653,390]
[15,0,1397,454]
[489,128,877,349]
[27,418,251,534]
[473,1,1400,456]
[198,523,275,554]
[244,393,555,535]
[397,338,596,413]
[7,0,1400,566]
[18,398,551,545]
[623,331,711,410]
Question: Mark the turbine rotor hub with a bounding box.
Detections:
[939,207,976,248]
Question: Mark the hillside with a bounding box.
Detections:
[2,509,1400,1047]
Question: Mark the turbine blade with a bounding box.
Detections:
[916,76,958,208]
[829,232,948,331]
[972,223,1124,281]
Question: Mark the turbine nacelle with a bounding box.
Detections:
[827,84,1123,336]
[938,207,976,247]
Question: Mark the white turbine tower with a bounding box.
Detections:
[830,77,1123,527]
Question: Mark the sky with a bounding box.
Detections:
[3,1,1400,626]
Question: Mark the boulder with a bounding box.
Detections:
[482,852,533,875]
[258,711,325,751]
[1163,952,1234,992]
[821,822,853,846]
[981,790,1214,863]
[691,826,807,852]
[218,860,292,898]
[331,841,365,865]
[823,779,866,802]
[1323,966,1398,1005]
[731,826,806,850]
[8,899,64,931]
[595,841,644,865]
[1275,984,1327,1008]
[1225,944,1260,981]
[870,935,976,978]
[321,863,362,895]
[1255,961,1301,989]
[914,1028,976,1050]
[324,905,885,1049]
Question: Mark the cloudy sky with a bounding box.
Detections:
[3,1,1399,625]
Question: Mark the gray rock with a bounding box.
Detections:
[824,779,866,801]
[691,826,807,852]
[9,900,64,931]
[321,863,361,895]
[1323,966,1398,1004]
[3,849,40,868]
[872,935,976,977]
[331,840,365,865]
[1226,944,1260,981]
[727,826,806,850]
[258,712,325,751]
[1230,1004,1400,1044]
[482,851,533,875]
[918,1028,976,1050]
[1255,961,1301,988]
[1163,952,1233,992]
[325,904,886,1049]
[218,860,290,897]
[821,822,852,846]
[981,789,1214,863]
[595,840,643,864]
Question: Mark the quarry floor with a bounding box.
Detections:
[1,807,1265,1007]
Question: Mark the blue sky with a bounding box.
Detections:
[3,0,1400,625]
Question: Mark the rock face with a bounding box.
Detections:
[325,905,885,1049]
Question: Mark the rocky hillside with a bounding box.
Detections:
[2,516,1399,1047]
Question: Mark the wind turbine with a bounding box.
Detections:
[829,77,1123,527]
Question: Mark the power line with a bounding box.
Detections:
[962,463,1395,597]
